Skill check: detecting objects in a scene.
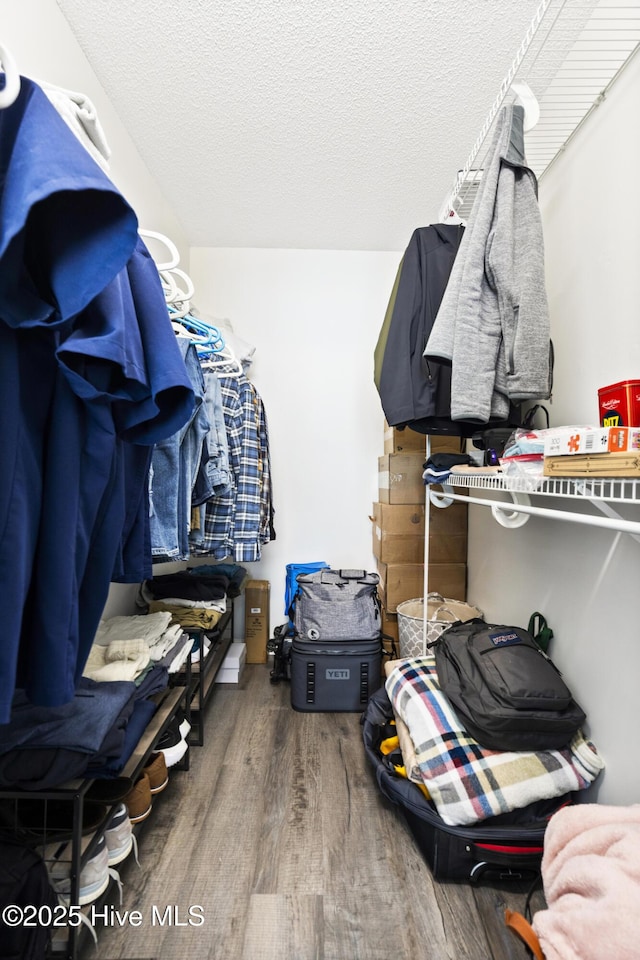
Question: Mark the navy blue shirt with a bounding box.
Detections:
[0,79,194,721]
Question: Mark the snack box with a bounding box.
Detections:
[543,426,640,457]
[598,380,640,427]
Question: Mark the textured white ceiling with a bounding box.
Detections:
[56,0,547,251]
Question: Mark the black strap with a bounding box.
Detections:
[381,632,399,660]
[522,404,550,431]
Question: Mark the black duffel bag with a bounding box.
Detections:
[361,686,572,883]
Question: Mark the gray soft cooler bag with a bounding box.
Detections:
[293,568,381,641]
[290,638,382,712]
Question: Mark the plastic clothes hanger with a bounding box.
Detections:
[0,44,20,109]
[510,80,540,132]
[160,271,193,319]
[160,269,181,304]
[200,343,243,377]
[168,305,226,354]
[441,197,465,227]
[160,267,195,306]
[139,229,180,271]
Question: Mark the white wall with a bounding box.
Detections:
[468,49,640,805]
[2,0,189,262]
[188,248,400,635]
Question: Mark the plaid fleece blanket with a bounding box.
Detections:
[386,658,604,827]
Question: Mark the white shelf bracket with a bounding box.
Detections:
[575,483,640,546]
[428,486,453,509]
[434,484,532,528]
[490,491,532,529]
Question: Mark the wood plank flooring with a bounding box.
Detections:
[81,665,541,960]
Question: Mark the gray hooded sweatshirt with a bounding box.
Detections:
[424,104,551,423]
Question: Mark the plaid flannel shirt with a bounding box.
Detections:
[198,375,273,562]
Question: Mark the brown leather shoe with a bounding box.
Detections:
[144,752,169,795]
[124,772,152,823]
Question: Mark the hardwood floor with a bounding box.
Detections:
[81,665,540,960]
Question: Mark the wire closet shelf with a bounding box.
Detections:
[439,472,640,505]
[439,0,640,222]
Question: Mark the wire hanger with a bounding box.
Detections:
[0,44,20,109]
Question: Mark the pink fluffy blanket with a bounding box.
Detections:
[533,803,640,959]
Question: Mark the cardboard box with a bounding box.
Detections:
[383,421,426,454]
[544,452,640,478]
[244,580,270,663]
[429,499,468,536]
[371,502,424,563]
[383,421,463,455]
[371,501,467,564]
[376,561,467,613]
[543,426,640,457]
[371,500,468,536]
[215,641,247,684]
[378,453,425,504]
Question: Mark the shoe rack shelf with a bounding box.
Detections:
[180,605,234,747]
[0,683,188,960]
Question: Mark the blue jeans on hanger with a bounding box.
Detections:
[149,338,209,560]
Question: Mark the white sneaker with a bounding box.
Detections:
[158,735,188,768]
[52,836,111,905]
[190,637,212,663]
[156,721,189,768]
[105,803,138,866]
[174,707,191,739]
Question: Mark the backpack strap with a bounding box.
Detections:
[381,632,399,661]
[521,404,550,431]
[504,910,545,960]
[528,612,554,653]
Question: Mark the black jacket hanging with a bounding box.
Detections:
[374,223,472,436]
[374,224,522,437]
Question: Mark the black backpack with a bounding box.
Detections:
[0,836,59,960]
[431,619,586,751]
